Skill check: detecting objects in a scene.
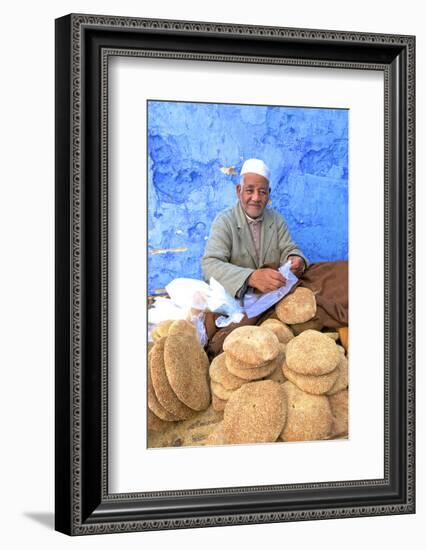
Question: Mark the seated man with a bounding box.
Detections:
[202,158,308,301]
[201,159,309,357]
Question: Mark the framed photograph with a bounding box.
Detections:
[55,13,415,535]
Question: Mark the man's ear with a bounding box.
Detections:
[236,183,241,199]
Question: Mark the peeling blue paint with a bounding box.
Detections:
[147,100,348,295]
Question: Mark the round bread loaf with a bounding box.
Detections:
[152,319,174,341]
[337,344,346,356]
[223,326,280,366]
[164,333,211,411]
[260,319,294,344]
[282,361,339,395]
[211,380,235,401]
[327,354,349,395]
[147,367,180,421]
[329,389,349,436]
[209,352,245,390]
[212,394,227,412]
[285,329,341,376]
[224,380,287,444]
[324,331,339,341]
[225,352,279,381]
[168,319,198,340]
[275,287,316,324]
[279,381,333,441]
[150,337,195,420]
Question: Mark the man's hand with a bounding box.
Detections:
[248,268,286,293]
[288,255,305,277]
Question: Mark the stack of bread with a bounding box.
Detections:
[208,325,286,413]
[147,319,211,431]
[148,285,349,446]
[206,327,348,446]
[204,285,348,445]
[274,286,349,440]
[278,329,348,441]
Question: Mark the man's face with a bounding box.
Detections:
[236,173,270,219]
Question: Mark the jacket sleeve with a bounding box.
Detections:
[277,215,309,268]
[201,216,255,298]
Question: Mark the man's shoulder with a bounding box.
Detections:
[212,204,239,226]
[265,206,286,224]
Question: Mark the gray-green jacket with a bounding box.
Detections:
[202,202,308,298]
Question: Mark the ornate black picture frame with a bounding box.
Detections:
[55,13,415,535]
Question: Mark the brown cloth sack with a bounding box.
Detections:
[205,260,348,359]
[299,261,348,329]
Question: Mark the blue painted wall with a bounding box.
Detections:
[148,101,348,295]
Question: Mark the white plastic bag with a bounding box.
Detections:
[207,277,245,327]
[243,261,298,318]
[148,278,211,345]
[165,278,210,311]
[190,312,209,347]
[147,296,187,325]
[148,275,244,339]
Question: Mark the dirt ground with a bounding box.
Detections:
[148,405,224,448]
[147,403,347,448]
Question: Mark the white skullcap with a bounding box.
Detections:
[240,159,271,182]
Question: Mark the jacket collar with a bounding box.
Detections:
[260,207,275,267]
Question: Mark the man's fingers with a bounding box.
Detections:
[271,276,286,287]
[265,277,285,291]
[269,270,286,283]
[251,268,288,292]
